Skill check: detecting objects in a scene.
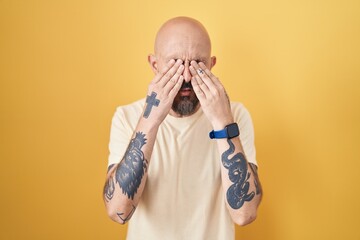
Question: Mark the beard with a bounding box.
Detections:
[171,82,199,117]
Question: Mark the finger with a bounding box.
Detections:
[158,59,183,87]
[153,59,176,83]
[168,75,184,98]
[189,65,211,97]
[164,63,185,93]
[198,62,222,87]
[198,62,228,98]
[190,61,216,89]
[190,76,206,102]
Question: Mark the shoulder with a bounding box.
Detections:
[230,102,257,165]
[114,98,145,117]
[230,101,252,122]
[111,99,145,128]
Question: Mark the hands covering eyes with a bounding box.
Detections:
[143,58,233,130]
[189,61,233,130]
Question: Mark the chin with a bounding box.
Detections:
[172,92,199,116]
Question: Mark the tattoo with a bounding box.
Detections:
[107,163,115,173]
[115,132,148,200]
[249,163,262,195]
[103,164,116,201]
[117,205,136,224]
[143,92,160,118]
[222,139,255,209]
[104,176,115,201]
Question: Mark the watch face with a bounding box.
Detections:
[227,123,240,138]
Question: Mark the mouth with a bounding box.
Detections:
[179,87,192,96]
[178,82,193,96]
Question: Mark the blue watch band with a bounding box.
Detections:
[209,123,240,139]
[209,129,228,139]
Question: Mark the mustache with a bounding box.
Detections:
[180,82,193,90]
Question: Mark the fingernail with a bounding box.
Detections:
[170,59,175,63]
[177,59,183,64]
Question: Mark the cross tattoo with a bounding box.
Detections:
[143,91,160,118]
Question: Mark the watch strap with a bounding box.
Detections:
[209,123,239,139]
[209,129,228,139]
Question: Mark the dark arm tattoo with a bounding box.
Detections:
[249,162,262,195]
[115,132,148,200]
[107,163,115,173]
[143,91,160,118]
[117,205,136,224]
[221,139,255,209]
[103,164,116,201]
[104,177,115,201]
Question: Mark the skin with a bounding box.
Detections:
[103,16,262,226]
[148,17,216,118]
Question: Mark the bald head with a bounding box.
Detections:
[149,16,215,81]
[154,17,211,58]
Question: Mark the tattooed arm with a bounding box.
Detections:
[190,61,262,226]
[103,59,184,224]
[217,137,262,225]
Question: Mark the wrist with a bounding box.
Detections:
[138,116,162,132]
[209,122,240,139]
[211,117,234,131]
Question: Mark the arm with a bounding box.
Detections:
[103,59,184,224]
[189,61,262,226]
[216,136,262,225]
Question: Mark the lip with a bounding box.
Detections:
[179,88,192,96]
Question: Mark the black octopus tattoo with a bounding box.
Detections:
[249,162,262,195]
[221,139,255,209]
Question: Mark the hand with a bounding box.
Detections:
[143,59,184,124]
[189,61,233,130]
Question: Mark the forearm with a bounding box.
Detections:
[103,59,184,224]
[217,136,262,226]
[103,118,160,224]
[188,60,262,225]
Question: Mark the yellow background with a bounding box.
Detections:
[1,0,359,239]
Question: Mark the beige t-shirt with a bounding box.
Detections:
[108,99,257,240]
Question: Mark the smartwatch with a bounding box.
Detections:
[209,123,240,139]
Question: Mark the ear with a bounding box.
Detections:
[210,56,217,70]
[148,54,158,74]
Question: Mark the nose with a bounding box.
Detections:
[182,60,192,83]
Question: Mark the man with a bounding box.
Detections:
[103,16,262,239]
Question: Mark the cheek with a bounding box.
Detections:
[156,60,168,72]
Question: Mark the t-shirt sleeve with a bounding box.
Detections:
[234,104,258,166]
[107,107,133,168]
